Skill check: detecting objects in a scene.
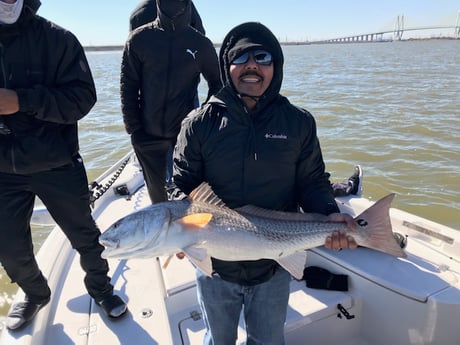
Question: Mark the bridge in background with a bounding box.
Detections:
[312,13,460,44]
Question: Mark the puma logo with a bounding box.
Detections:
[186,49,198,59]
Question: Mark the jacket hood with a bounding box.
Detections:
[24,0,40,13]
[156,0,191,31]
[219,22,284,110]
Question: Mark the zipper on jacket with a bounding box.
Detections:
[0,42,17,173]
[0,42,11,133]
[0,42,6,87]
[161,33,174,135]
[159,15,179,135]
[242,105,259,161]
[249,112,258,161]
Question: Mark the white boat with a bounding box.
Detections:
[1,150,459,345]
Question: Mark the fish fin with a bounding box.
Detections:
[183,246,213,277]
[236,205,329,222]
[183,246,208,261]
[178,213,213,229]
[277,251,308,280]
[189,182,226,207]
[354,194,407,258]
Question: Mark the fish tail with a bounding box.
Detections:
[354,194,406,258]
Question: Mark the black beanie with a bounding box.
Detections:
[227,38,268,64]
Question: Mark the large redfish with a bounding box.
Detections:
[99,183,405,279]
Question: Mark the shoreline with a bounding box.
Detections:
[84,36,458,52]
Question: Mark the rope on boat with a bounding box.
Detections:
[88,156,131,208]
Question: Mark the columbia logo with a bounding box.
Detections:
[265,133,287,140]
[186,49,198,59]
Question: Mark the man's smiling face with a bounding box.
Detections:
[229,50,274,102]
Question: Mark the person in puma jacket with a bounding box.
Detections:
[128,0,206,188]
[120,0,221,204]
[173,22,357,344]
[0,0,126,331]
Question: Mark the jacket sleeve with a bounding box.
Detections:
[199,40,223,103]
[172,108,206,196]
[16,31,96,124]
[296,112,340,215]
[120,38,143,134]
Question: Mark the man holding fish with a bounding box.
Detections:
[100,20,405,345]
[99,18,405,345]
[172,22,358,345]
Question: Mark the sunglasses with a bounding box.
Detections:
[231,50,273,66]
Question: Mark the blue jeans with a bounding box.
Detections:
[196,267,291,345]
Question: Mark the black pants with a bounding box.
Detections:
[0,156,113,303]
[132,136,175,204]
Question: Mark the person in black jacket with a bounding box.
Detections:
[128,0,207,189]
[173,22,358,344]
[121,0,222,204]
[129,0,205,34]
[0,0,126,331]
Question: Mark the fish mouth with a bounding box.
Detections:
[99,238,120,249]
[99,238,121,259]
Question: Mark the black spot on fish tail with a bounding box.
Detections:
[357,219,368,227]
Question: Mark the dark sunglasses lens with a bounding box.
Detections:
[253,50,272,65]
[231,50,273,65]
[232,52,250,65]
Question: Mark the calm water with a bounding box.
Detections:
[0,40,459,317]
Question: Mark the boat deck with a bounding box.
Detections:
[1,156,459,345]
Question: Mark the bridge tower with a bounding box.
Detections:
[456,11,460,39]
[393,15,404,40]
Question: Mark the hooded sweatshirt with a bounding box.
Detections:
[120,0,221,141]
[0,0,96,174]
[174,22,338,285]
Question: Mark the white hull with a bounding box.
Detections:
[1,151,459,345]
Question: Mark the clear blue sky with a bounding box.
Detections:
[37,0,460,46]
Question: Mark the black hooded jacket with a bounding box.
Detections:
[0,0,96,174]
[120,0,221,141]
[173,22,339,285]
